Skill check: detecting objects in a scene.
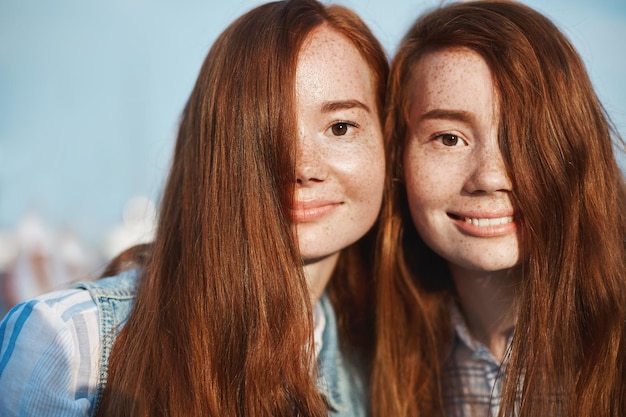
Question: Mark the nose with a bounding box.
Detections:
[296,133,327,185]
[465,141,512,194]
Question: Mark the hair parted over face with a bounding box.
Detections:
[374,1,626,417]
[403,46,520,276]
[169,0,388,248]
[96,1,388,416]
[156,0,388,310]
[385,0,625,274]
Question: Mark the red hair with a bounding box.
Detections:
[95,1,388,416]
[373,1,626,416]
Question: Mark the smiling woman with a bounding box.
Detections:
[0,1,388,416]
[0,1,623,277]
[294,25,384,300]
[373,1,626,417]
[404,47,519,275]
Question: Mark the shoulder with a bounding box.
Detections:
[0,268,141,416]
[0,288,99,351]
[73,268,139,339]
[0,288,99,415]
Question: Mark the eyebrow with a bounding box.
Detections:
[419,109,476,124]
[321,99,371,114]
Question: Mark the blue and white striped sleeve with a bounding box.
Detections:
[0,289,100,417]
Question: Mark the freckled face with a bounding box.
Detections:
[293,26,384,264]
[403,47,520,274]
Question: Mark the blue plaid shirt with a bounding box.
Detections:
[442,304,512,417]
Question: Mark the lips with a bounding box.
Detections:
[290,200,341,223]
[448,212,519,237]
[463,216,514,226]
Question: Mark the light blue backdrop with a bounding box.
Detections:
[1,0,625,249]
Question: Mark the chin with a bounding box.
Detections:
[463,258,520,273]
[301,245,344,261]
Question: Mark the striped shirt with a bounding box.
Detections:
[442,304,511,417]
[0,287,326,416]
[0,289,99,416]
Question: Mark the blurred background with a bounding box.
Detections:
[1,0,625,314]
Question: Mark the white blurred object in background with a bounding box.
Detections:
[0,196,156,316]
[103,196,157,260]
[0,212,92,314]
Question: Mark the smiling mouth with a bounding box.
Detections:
[290,201,341,222]
[448,213,514,226]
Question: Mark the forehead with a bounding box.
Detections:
[409,47,495,112]
[298,25,359,64]
[295,25,374,96]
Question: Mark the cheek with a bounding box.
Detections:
[347,142,385,201]
[404,162,458,244]
[404,158,439,209]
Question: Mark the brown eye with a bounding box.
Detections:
[331,122,349,136]
[441,134,459,146]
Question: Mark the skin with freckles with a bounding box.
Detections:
[404,47,520,358]
[404,47,520,276]
[294,25,385,300]
[373,3,626,416]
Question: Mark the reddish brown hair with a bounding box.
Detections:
[95,1,388,416]
[373,1,626,416]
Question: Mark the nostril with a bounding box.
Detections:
[295,164,327,184]
[297,176,324,184]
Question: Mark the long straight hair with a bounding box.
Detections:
[95,1,388,416]
[373,1,626,416]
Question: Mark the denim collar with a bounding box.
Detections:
[79,271,359,415]
[315,293,345,412]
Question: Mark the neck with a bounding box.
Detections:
[450,265,521,362]
[303,252,340,305]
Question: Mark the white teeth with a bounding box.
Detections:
[465,216,513,226]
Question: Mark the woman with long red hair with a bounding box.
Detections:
[373,1,625,416]
[0,1,388,415]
